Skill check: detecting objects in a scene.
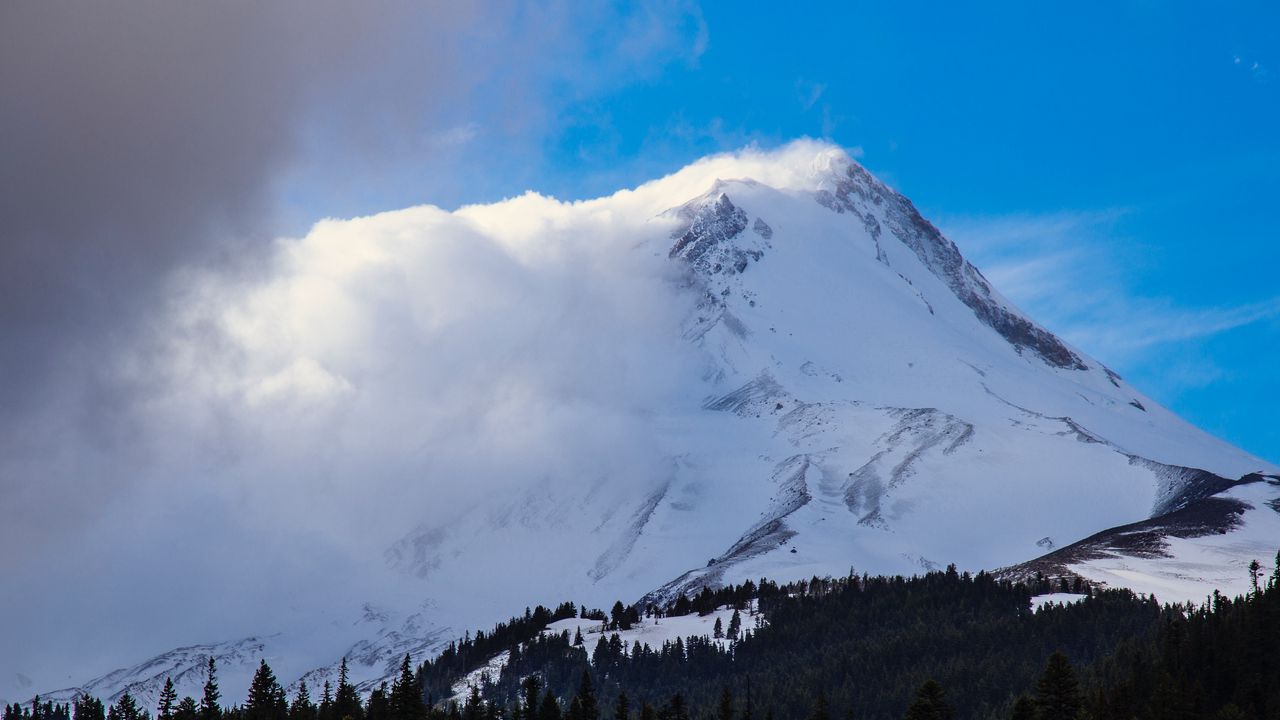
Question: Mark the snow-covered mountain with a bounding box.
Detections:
[16,141,1277,709]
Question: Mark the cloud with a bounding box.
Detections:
[942,210,1280,378]
[0,0,707,560]
[3,140,854,698]
[0,3,712,692]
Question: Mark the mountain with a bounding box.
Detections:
[15,141,1277,709]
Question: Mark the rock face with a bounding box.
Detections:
[22,141,1277,708]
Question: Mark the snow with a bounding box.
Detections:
[16,141,1278,708]
[1030,594,1088,612]
[1068,481,1280,604]
[445,605,751,703]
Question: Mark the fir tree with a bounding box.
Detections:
[537,692,560,720]
[74,696,105,720]
[201,658,222,720]
[366,684,389,720]
[333,659,363,720]
[903,680,952,720]
[1008,696,1033,720]
[613,693,629,720]
[289,682,316,720]
[807,693,828,720]
[1033,653,1081,720]
[158,679,178,720]
[716,688,733,720]
[521,677,543,720]
[245,660,288,720]
[713,619,723,640]
[175,698,198,720]
[573,672,598,720]
[317,684,333,720]
[109,693,142,720]
[389,655,423,720]
[726,611,741,641]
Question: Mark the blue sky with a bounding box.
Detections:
[371,2,1277,463]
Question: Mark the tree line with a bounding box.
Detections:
[10,551,1279,720]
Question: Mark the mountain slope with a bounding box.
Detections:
[18,141,1276,709]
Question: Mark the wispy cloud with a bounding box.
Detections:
[941,210,1280,389]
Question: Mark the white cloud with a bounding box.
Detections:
[942,209,1280,374]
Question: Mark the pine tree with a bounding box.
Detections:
[246,660,288,720]
[716,688,733,720]
[110,693,142,720]
[903,680,952,720]
[574,672,598,720]
[574,628,584,647]
[289,682,316,720]
[613,693,629,720]
[201,657,222,720]
[389,655,423,720]
[521,677,543,720]
[537,692,560,720]
[366,684,389,720]
[175,698,198,720]
[158,679,178,720]
[333,659,363,720]
[713,619,723,640]
[75,696,106,720]
[807,693,828,720]
[1008,696,1033,720]
[317,684,333,720]
[1034,653,1081,720]
[727,611,741,641]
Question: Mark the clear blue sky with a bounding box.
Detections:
[530,2,1280,464]
[275,3,1277,463]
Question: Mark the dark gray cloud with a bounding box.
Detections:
[0,1,453,556]
[0,1,706,556]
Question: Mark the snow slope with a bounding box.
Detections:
[17,141,1277,708]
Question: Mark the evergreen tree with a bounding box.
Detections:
[716,688,733,720]
[74,696,106,720]
[109,693,142,720]
[537,692,560,720]
[903,680,952,720]
[1033,653,1081,720]
[637,704,653,720]
[245,660,288,720]
[807,693,828,720]
[573,672,598,720]
[317,684,333,720]
[1008,696,1033,720]
[461,687,482,720]
[389,655,423,720]
[366,685,389,720]
[521,677,543,720]
[158,679,178,720]
[726,611,741,641]
[573,628,584,647]
[200,658,222,720]
[713,619,723,640]
[613,694,629,720]
[333,659,363,720]
[174,699,198,720]
[289,682,316,720]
